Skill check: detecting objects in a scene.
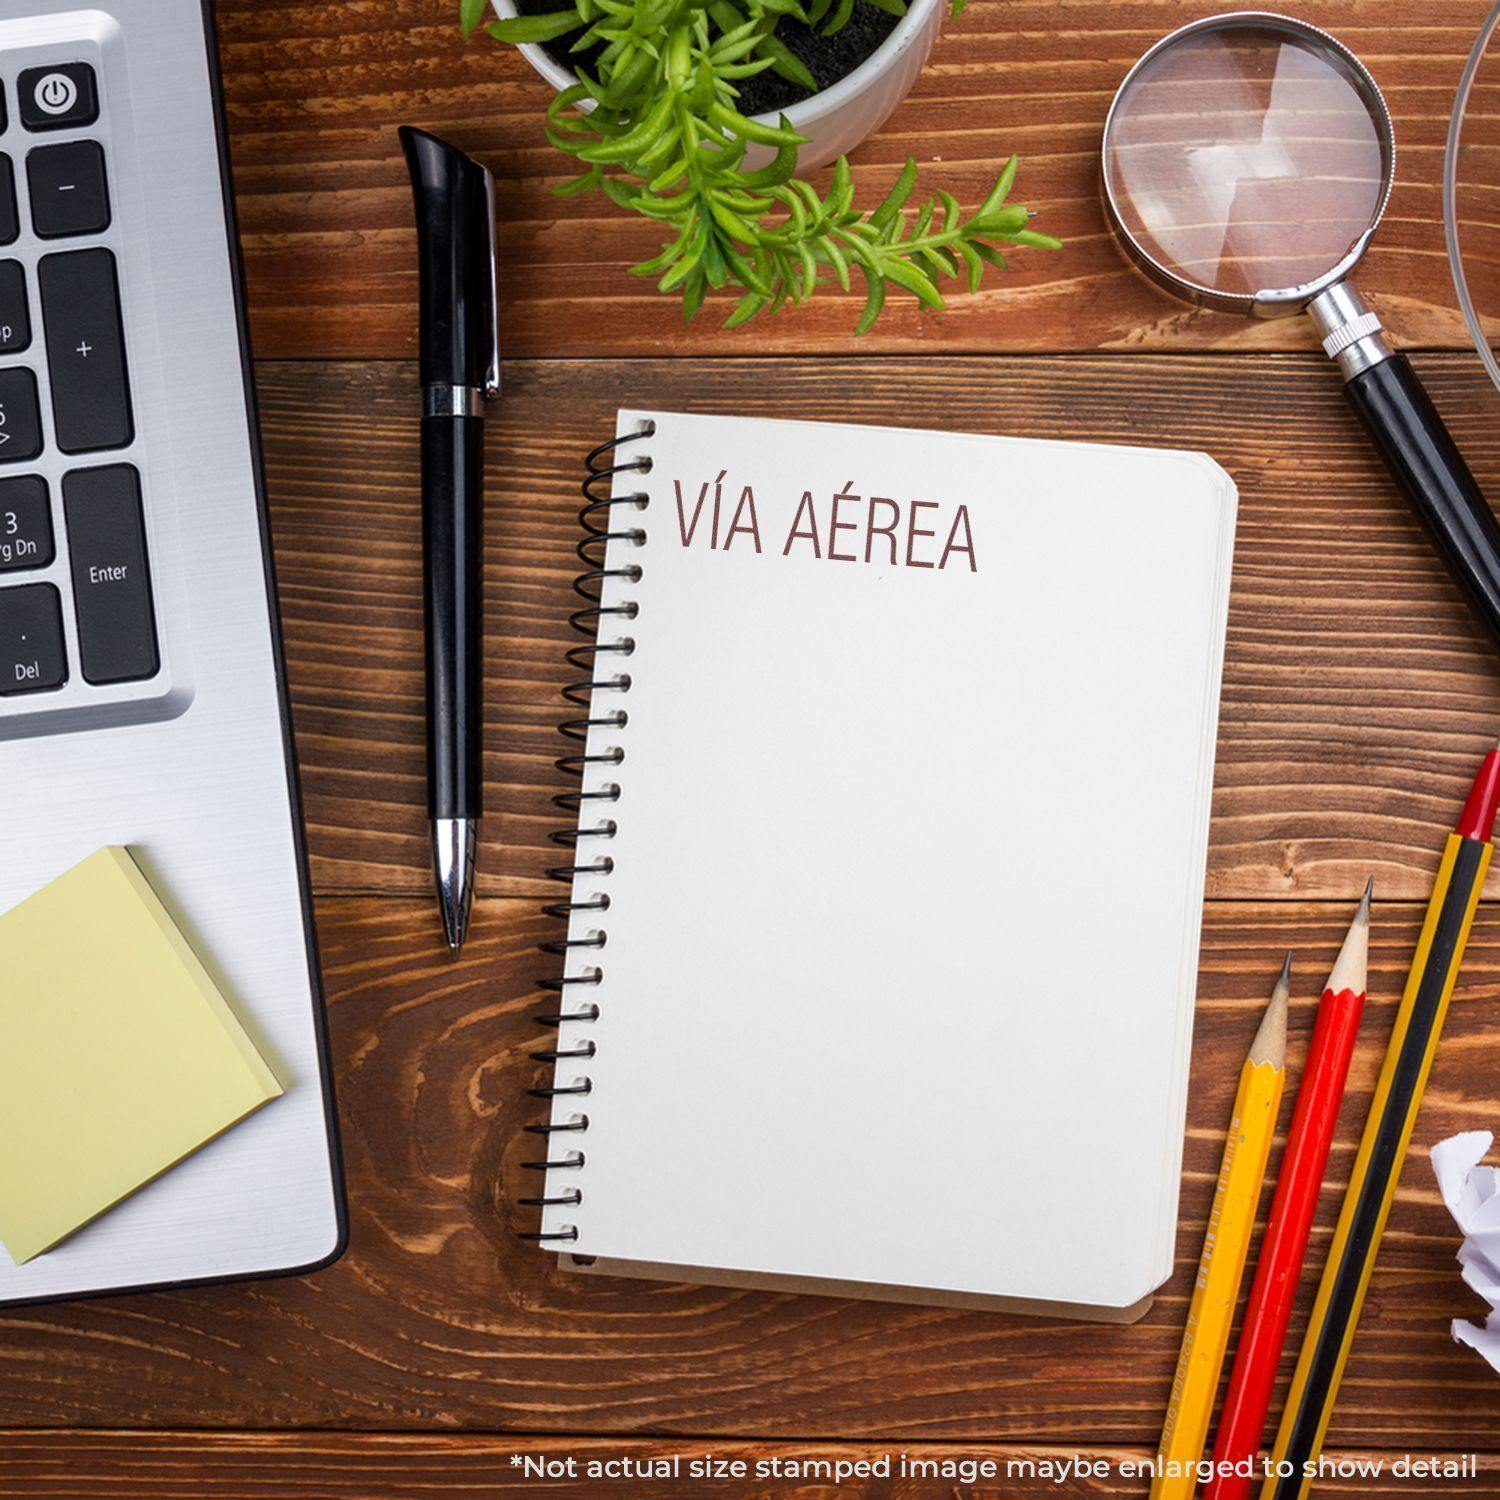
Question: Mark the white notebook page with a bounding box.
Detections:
[540,411,1237,1312]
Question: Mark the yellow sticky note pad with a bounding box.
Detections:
[0,847,282,1264]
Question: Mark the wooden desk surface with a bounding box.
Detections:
[7,1,1500,1494]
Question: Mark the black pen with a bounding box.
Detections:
[400,128,499,954]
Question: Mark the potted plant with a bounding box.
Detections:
[460,0,1056,329]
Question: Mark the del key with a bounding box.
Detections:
[40,247,134,453]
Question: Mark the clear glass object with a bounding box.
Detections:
[1447,1,1500,395]
[1103,16,1392,308]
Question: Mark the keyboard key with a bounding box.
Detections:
[0,83,8,136]
[19,64,99,133]
[0,369,43,464]
[28,141,110,238]
[39,249,132,453]
[64,465,158,684]
[0,582,66,694]
[0,262,29,354]
[0,157,15,247]
[0,477,52,571]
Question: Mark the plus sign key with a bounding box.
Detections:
[39,249,132,453]
[18,64,99,132]
[0,583,66,695]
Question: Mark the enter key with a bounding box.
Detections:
[63,464,159,684]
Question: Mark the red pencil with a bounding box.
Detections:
[1202,881,1373,1500]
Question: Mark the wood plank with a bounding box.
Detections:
[257,354,1500,904]
[1,895,1498,1445]
[216,0,1488,360]
[0,1432,1491,1496]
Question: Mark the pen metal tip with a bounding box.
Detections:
[433,817,477,959]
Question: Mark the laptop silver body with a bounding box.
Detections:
[0,0,345,1304]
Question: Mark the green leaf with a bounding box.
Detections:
[778,186,807,235]
[970,203,1029,234]
[823,235,850,290]
[797,240,817,298]
[760,34,816,90]
[659,243,704,291]
[793,178,824,220]
[718,57,778,79]
[976,155,1018,220]
[554,167,603,197]
[709,198,760,244]
[708,100,807,147]
[600,173,640,209]
[578,89,675,162]
[702,232,729,288]
[824,154,854,219]
[719,236,770,293]
[717,190,775,212]
[487,11,582,43]
[461,0,490,36]
[1009,228,1063,249]
[822,0,854,35]
[868,157,918,230]
[547,81,593,118]
[739,137,800,189]
[631,218,695,275]
[920,245,958,278]
[637,120,684,168]
[854,270,886,334]
[880,254,944,308]
[723,291,767,327]
[955,239,984,292]
[648,156,690,191]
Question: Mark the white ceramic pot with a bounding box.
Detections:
[492,0,942,170]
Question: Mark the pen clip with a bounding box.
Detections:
[482,163,501,401]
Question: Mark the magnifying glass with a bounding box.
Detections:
[1103,11,1500,649]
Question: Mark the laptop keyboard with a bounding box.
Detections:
[0,58,159,701]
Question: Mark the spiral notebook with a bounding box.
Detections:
[529,410,1237,1321]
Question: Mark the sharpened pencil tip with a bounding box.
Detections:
[1251,966,1289,1069]
[1326,882,1373,998]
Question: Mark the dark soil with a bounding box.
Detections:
[511,0,900,116]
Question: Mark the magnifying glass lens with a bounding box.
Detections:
[1103,22,1390,297]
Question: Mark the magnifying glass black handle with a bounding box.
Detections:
[1344,353,1500,648]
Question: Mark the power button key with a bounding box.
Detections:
[18,64,98,132]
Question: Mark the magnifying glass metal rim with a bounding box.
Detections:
[1100,9,1397,318]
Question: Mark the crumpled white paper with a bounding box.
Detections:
[1431,1131,1500,1371]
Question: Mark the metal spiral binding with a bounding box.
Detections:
[517,420,653,1245]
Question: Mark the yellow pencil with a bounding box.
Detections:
[1152,957,1289,1500]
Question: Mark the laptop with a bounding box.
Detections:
[0,0,346,1303]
